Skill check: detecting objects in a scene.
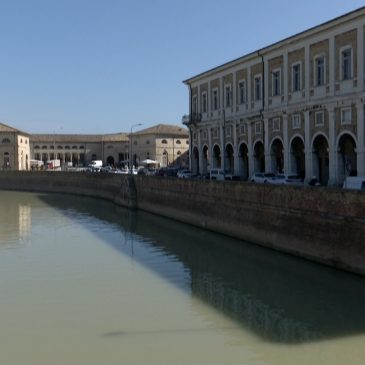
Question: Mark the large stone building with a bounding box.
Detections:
[0,123,30,170]
[183,7,365,185]
[0,123,188,170]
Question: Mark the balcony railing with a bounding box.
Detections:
[181,113,202,126]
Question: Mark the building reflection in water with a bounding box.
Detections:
[39,193,365,344]
[0,194,31,247]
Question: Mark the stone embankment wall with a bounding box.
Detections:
[0,171,136,209]
[1,171,365,275]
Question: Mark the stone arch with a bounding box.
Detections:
[225,143,234,173]
[212,144,221,169]
[289,135,305,178]
[270,138,284,173]
[253,140,265,173]
[238,142,249,180]
[107,155,115,166]
[337,132,357,183]
[312,133,329,185]
[202,145,209,175]
[192,146,199,174]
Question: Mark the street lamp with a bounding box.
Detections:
[130,123,142,174]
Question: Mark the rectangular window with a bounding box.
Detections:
[292,64,301,92]
[342,48,352,80]
[226,125,232,137]
[272,118,280,132]
[202,93,207,113]
[255,121,262,134]
[292,114,301,129]
[239,81,246,104]
[203,130,207,140]
[341,108,352,125]
[315,111,324,127]
[315,56,325,86]
[225,86,231,107]
[213,89,218,110]
[254,76,262,101]
[272,70,281,96]
[213,128,218,138]
[239,122,246,135]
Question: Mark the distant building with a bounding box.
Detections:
[132,124,189,167]
[0,122,30,170]
[0,122,188,169]
[183,7,365,185]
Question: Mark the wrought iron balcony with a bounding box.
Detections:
[181,113,202,126]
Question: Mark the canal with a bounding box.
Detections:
[1,190,365,364]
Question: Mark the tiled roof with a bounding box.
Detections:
[0,122,30,135]
[30,133,129,143]
[134,124,188,136]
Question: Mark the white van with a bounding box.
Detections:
[88,160,103,168]
[210,169,225,181]
[342,176,365,190]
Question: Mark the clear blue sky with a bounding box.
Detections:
[0,0,364,134]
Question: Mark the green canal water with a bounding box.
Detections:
[1,190,365,364]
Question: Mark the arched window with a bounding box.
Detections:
[79,146,84,149]
[72,145,78,149]
[176,140,181,145]
[34,145,40,149]
[42,145,47,149]
[177,151,181,155]
[50,145,54,149]
[186,140,189,145]
[20,138,23,143]
[65,146,70,149]
[58,146,63,149]
[161,139,168,144]
[2,138,10,144]
[146,140,150,145]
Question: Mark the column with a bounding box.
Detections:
[305,44,310,98]
[283,114,289,172]
[247,121,254,177]
[233,120,239,175]
[357,101,365,175]
[232,72,237,109]
[220,123,225,171]
[283,51,288,103]
[357,25,364,92]
[208,81,211,116]
[208,126,212,171]
[328,106,337,185]
[263,117,270,172]
[220,77,224,112]
[329,36,335,96]
[247,67,252,111]
[304,110,311,182]
[264,58,269,109]
[198,129,203,174]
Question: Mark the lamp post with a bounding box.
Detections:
[130,123,142,174]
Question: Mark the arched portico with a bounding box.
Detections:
[290,136,305,178]
[225,143,234,173]
[253,140,265,173]
[270,138,284,174]
[312,134,329,185]
[337,133,357,183]
[238,143,249,180]
[202,145,209,175]
[192,146,199,174]
[212,144,221,169]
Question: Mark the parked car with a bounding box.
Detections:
[209,169,225,181]
[342,176,365,190]
[251,173,276,184]
[178,170,193,179]
[269,173,304,185]
[177,169,191,179]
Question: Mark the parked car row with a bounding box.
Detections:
[251,173,304,185]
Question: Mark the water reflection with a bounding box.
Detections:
[38,193,365,344]
[0,192,31,247]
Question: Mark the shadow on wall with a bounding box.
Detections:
[38,192,365,344]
